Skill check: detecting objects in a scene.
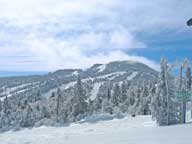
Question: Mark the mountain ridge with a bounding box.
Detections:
[0,60,158,101]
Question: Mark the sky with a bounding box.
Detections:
[0,0,191,73]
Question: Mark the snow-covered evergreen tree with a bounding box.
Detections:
[138,85,150,115]
[94,91,104,113]
[184,59,192,118]
[151,58,180,125]
[120,81,127,103]
[111,83,121,107]
[21,105,34,127]
[3,95,10,115]
[56,88,62,119]
[70,75,88,121]
[106,88,112,101]
[35,90,42,102]
[101,98,113,114]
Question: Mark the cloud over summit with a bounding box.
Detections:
[0,0,191,71]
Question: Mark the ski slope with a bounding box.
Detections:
[0,115,192,144]
[90,82,104,100]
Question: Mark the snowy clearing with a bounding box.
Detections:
[72,71,79,76]
[97,64,106,73]
[43,81,76,97]
[96,72,126,80]
[127,71,138,81]
[1,115,192,144]
[90,82,104,100]
[43,71,136,98]
[0,83,37,101]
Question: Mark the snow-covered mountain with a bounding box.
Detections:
[0,60,158,101]
[0,59,190,133]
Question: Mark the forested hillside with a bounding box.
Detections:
[0,59,191,131]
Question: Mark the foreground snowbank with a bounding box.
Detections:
[79,113,125,123]
[0,115,192,144]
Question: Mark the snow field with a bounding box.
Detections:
[1,115,192,144]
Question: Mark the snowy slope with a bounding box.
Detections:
[0,60,157,100]
[90,82,104,100]
[43,81,76,97]
[127,71,138,81]
[43,71,139,98]
[95,72,126,80]
[97,64,106,72]
[1,115,192,144]
[0,82,38,101]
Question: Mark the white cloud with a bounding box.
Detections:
[0,0,191,71]
[18,31,148,71]
[109,30,146,49]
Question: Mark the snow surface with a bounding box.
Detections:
[43,77,95,97]
[0,83,37,101]
[43,81,76,97]
[43,71,129,97]
[127,71,138,81]
[96,72,126,80]
[72,71,79,76]
[90,82,104,100]
[1,115,192,144]
[97,64,106,73]
[62,81,76,90]
[127,60,138,64]
[0,94,12,101]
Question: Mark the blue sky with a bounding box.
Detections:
[0,0,191,73]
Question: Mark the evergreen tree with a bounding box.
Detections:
[120,81,127,103]
[139,85,150,115]
[56,88,62,119]
[35,90,41,102]
[3,95,9,115]
[71,75,88,121]
[22,105,34,127]
[51,92,55,98]
[184,59,192,118]
[177,62,184,123]
[151,58,180,125]
[101,98,113,114]
[111,83,121,107]
[106,88,111,100]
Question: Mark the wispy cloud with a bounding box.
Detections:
[0,0,191,71]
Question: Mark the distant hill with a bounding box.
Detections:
[0,60,158,101]
[0,71,48,77]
